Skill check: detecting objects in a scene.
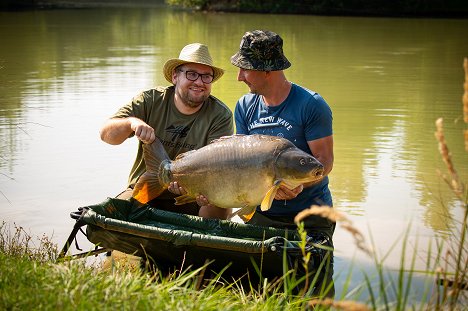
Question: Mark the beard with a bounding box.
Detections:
[176,86,209,109]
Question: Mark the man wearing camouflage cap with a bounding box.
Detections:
[231,30,335,295]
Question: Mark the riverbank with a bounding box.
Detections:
[168,0,468,18]
[1,0,468,18]
[0,0,166,10]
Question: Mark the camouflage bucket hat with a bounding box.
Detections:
[230,30,291,71]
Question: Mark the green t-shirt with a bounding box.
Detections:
[112,86,234,187]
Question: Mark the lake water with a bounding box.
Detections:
[1,6,467,301]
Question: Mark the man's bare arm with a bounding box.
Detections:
[100,117,155,145]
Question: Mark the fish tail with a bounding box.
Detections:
[132,139,171,204]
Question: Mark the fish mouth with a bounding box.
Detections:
[314,168,324,178]
[289,169,324,186]
[309,167,324,181]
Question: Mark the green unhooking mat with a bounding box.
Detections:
[64,198,331,280]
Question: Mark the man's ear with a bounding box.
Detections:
[171,70,178,84]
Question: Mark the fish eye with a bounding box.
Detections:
[300,158,306,165]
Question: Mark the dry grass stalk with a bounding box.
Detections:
[434,118,464,198]
[465,130,468,153]
[294,206,373,257]
[463,58,468,151]
[432,57,468,307]
[295,205,345,223]
[100,250,142,273]
[309,298,371,311]
[463,58,468,124]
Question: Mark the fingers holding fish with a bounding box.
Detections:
[135,126,155,144]
[129,117,155,144]
[168,181,187,195]
[274,184,304,200]
[196,194,211,208]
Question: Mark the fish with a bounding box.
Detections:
[132,134,324,218]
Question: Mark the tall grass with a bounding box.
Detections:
[430,57,468,310]
[0,221,58,263]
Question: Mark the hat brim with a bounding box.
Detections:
[230,52,291,71]
[230,52,255,70]
[163,59,224,84]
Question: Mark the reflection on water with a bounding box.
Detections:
[0,6,467,282]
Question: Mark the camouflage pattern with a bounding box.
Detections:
[230,30,291,71]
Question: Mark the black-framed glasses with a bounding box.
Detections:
[178,69,214,84]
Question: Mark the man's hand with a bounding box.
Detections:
[168,182,230,219]
[197,195,230,219]
[168,181,186,195]
[130,117,155,144]
[196,194,212,208]
[274,184,304,200]
[169,182,217,208]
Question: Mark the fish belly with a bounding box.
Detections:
[171,141,276,209]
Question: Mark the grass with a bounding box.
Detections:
[0,250,246,310]
[0,221,357,311]
[1,58,467,310]
[1,211,463,310]
[1,192,465,310]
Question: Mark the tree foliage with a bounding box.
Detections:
[165,0,468,16]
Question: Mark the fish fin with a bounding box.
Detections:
[142,138,171,171]
[260,180,282,211]
[132,172,165,204]
[209,134,245,144]
[229,205,256,220]
[238,210,256,222]
[174,194,197,205]
[132,139,171,204]
[174,149,197,161]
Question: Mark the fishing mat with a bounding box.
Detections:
[75,198,332,282]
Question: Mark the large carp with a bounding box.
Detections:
[132,134,324,217]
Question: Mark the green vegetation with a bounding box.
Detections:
[0,222,333,310]
[1,208,466,310]
[1,0,467,17]
[166,0,468,17]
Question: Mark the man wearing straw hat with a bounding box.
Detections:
[100,43,234,219]
[231,30,335,296]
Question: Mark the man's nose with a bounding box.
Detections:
[193,75,205,85]
[237,69,244,81]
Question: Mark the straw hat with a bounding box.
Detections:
[163,43,224,84]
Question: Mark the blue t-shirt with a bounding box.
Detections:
[235,83,333,216]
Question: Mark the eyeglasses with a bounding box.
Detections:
[178,69,214,84]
